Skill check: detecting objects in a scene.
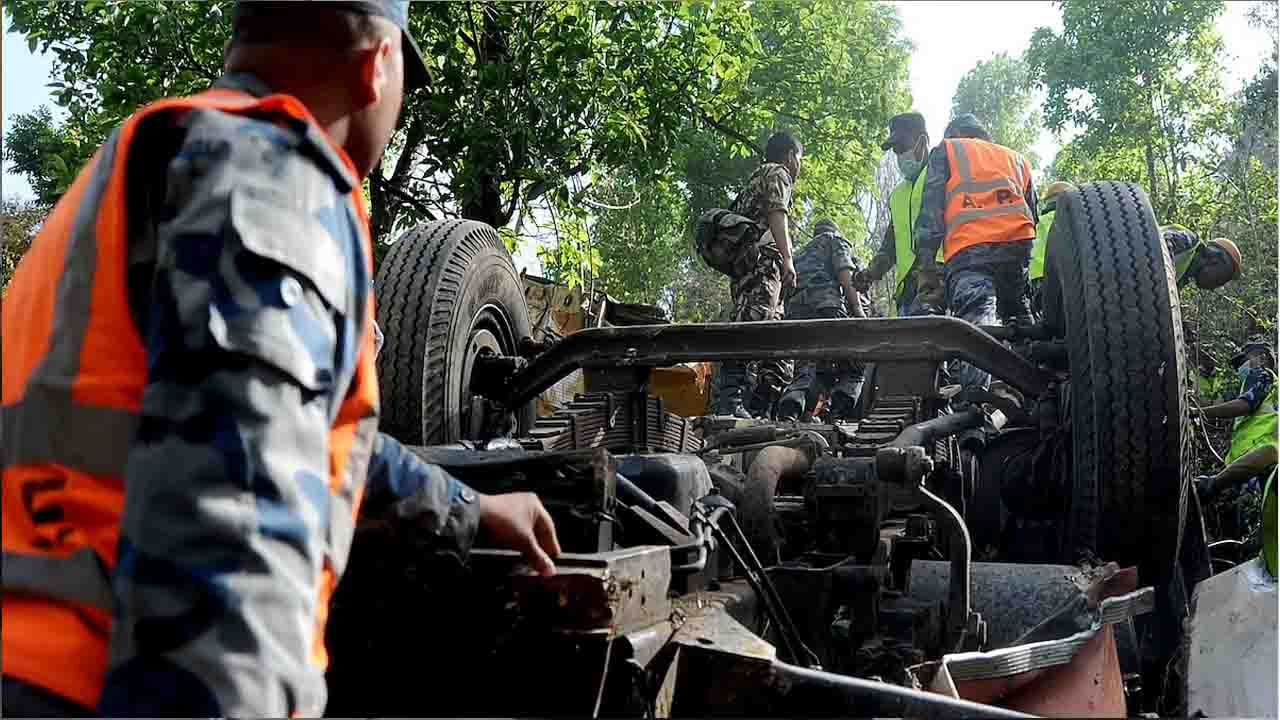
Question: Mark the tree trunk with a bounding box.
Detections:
[1144,139,1161,215]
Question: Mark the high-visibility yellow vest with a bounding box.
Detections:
[888,167,942,300]
[1029,204,1056,281]
[1226,369,1278,466]
[1175,239,1204,285]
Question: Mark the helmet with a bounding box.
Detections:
[1042,181,1076,202]
[1208,237,1242,277]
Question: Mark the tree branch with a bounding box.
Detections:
[697,108,762,156]
[373,174,438,222]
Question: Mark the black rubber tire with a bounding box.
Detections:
[1046,181,1192,576]
[374,219,535,445]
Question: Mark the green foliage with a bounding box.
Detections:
[1026,0,1226,217]
[3,0,910,319]
[585,0,912,320]
[1,197,48,294]
[950,53,1042,165]
[4,1,230,207]
[3,108,83,207]
[1035,0,1277,404]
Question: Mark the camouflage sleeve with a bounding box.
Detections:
[914,144,950,264]
[829,234,857,275]
[1237,368,1275,414]
[101,111,363,717]
[1163,227,1199,257]
[760,164,794,215]
[362,432,481,562]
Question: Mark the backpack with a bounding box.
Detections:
[695,208,764,277]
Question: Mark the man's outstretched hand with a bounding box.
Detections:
[477,492,562,576]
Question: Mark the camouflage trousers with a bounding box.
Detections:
[946,263,1033,390]
[895,273,945,318]
[778,303,865,420]
[712,252,792,413]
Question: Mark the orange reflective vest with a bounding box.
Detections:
[941,139,1036,262]
[1,88,379,710]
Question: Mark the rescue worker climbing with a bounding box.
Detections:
[855,111,944,317]
[776,219,867,423]
[1161,224,1242,292]
[1,2,561,717]
[1027,180,1075,315]
[914,113,1037,392]
[707,131,803,418]
[1194,337,1278,576]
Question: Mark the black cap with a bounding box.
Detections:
[944,113,989,140]
[235,0,429,90]
[880,112,927,151]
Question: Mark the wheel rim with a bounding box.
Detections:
[458,303,521,441]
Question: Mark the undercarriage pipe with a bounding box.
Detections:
[888,407,984,449]
[769,661,1036,719]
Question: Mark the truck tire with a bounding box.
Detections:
[374,219,535,445]
[1045,181,1192,577]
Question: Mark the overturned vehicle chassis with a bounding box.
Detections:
[325,182,1210,717]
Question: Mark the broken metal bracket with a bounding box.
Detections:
[940,587,1155,682]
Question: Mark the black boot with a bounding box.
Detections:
[776,390,806,422]
[713,388,753,419]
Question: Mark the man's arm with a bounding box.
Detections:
[838,269,865,317]
[1201,369,1274,419]
[363,432,559,574]
[861,222,897,287]
[758,165,796,291]
[1024,165,1039,225]
[913,145,950,267]
[1201,398,1252,420]
[828,235,863,317]
[102,117,360,717]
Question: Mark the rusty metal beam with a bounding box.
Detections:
[469,545,672,635]
[493,316,1054,409]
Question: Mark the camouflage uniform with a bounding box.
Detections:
[915,142,1037,391]
[778,229,865,420]
[712,162,795,414]
[76,73,479,717]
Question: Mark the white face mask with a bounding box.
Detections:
[897,152,924,181]
[896,137,925,180]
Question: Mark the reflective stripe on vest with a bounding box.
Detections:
[1226,369,1279,465]
[1,87,380,710]
[1029,205,1056,281]
[889,167,943,300]
[941,139,1036,262]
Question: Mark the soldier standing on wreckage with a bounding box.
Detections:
[776,219,867,423]
[913,113,1038,393]
[0,2,560,717]
[711,131,804,418]
[855,111,945,318]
